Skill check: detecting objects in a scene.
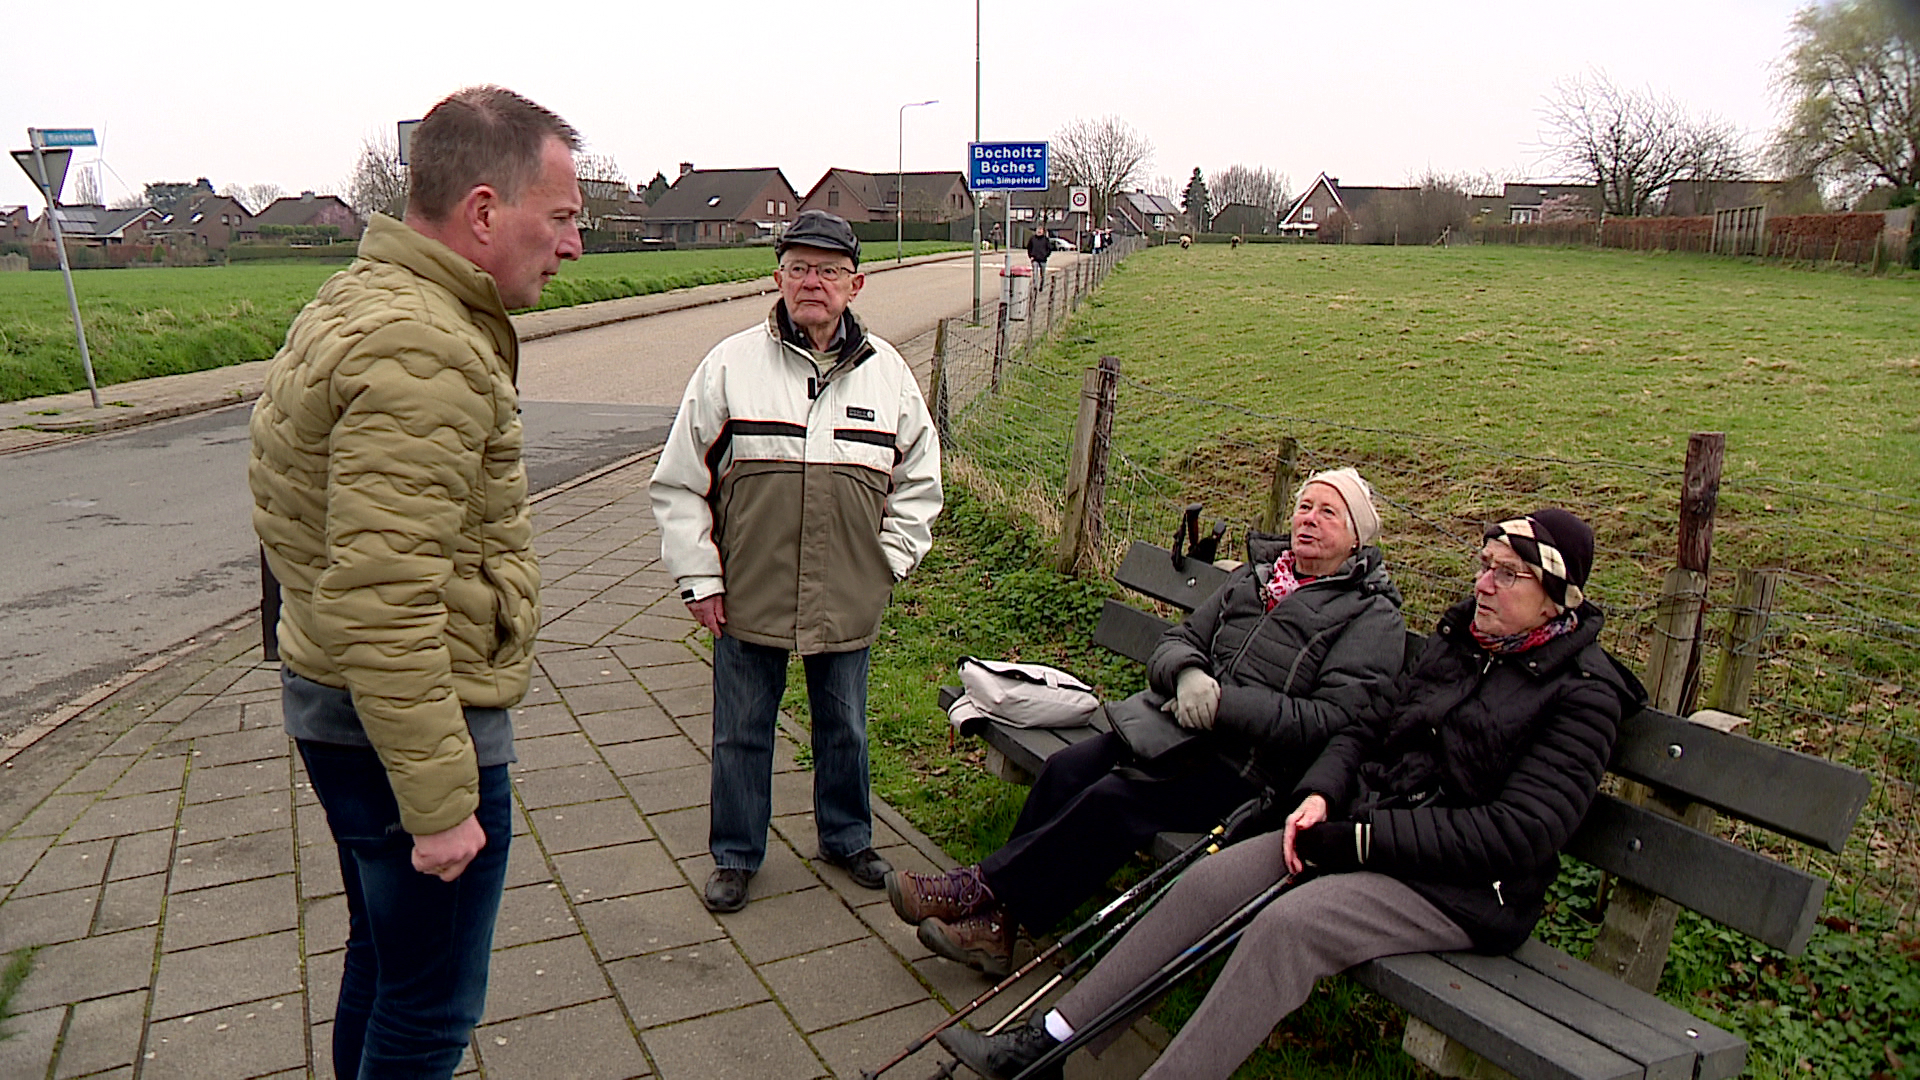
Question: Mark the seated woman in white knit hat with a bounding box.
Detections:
[888,468,1409,976]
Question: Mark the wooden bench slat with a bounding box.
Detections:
[1510,940,1749,1080]
[1093,600,1171,666]
[1567,794,1827,954]
[1609,707,1871,854]
[1437,952,1695,1080]
[1352,952,1642,1080]
[1114,540,1230,611]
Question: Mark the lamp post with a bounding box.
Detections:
[896,99,937,264]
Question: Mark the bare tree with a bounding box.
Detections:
[1052,115,1154,222]
[1772,0,1920,203]
[222,183,286,213]
[346,134,408,221]
[1208,164,1291,218]
[70,163,101,206]
[1541,70,1750,215]
[574,151,626,183]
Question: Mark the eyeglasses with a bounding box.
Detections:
[1474,556,1537,590]
[780,261,856,283]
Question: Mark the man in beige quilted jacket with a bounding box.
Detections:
[248,85,581,1080]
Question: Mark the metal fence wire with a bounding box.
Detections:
[923,239,1919,927]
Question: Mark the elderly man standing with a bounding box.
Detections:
[250,86,581,1079]
[651,210,943,913]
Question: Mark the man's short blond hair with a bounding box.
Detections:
[407,86,580,223]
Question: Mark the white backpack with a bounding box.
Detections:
[948,656,1100,731]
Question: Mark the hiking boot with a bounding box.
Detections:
[703,867,752,913]
[936,1015,1063,1080]
[820,847,891,890]
[918,908,1016,977]
[887,865,994,925]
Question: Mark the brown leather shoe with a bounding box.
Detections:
[918,908,1015,977]
[886,865,994,924]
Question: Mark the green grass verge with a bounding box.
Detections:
[0,241,964,402]
[0,946,38,1042]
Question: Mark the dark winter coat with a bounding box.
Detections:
[1295,596,1646,953]
[1146,534,1408,793]
[1026,232,1053,262]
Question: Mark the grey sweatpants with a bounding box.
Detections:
[1055,829,1473,1080]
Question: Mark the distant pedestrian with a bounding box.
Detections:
[250,85,582,1080]
[651,210,944,914]
[1027,225,1052,287]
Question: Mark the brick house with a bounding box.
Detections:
[246,191,363,241]
[644,165,799,244]
[153,194,253,250]
[1,205,30,245]
[1502,183,1603,223]
[31,205,163,246]
[799,168,974,223]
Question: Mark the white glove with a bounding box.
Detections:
[1173,667,1220,730]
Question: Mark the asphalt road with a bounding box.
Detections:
[0,254,989,739]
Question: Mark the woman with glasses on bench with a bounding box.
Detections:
[938,508,1646,1080]
[888,468,1408,976]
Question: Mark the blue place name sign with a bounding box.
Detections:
[31,128,97,149]
[968,141,1049,191]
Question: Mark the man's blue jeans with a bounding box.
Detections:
[710,634,872,871]
[297,741,511,1080]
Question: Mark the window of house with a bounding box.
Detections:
[1302,206,1313,222]
[778,201,786,215]
[828,190,839,208]
[707,195,722,207]
[767,200,775,215]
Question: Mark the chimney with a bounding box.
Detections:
[679,162,694,177]
[300,191,316,201]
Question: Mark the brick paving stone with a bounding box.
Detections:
[169,701,243,739]
[12,793,93,837]
[605,941,767,1029]
[177,788,292,842]
[560,681,656,716]
[504,834,550,889]
[911,955,1015,1019]
[650,685,709,718]
[538,588,594,616]
[64,791,181,842]
[620,764,708,815]
[601,735,706,778]
[164,875,298,951]
[720,887,867,964]
[0,835,53,888]
[57,755,132,794]
[527,799,648,854]
[170,829,294,893]
[306,949,343,1022]
[184,758,285,803]
[854,899,936,963]
[558,572,626,595]
[495,882,581,948]
[616,614,697,644]
[0,884,99,951]
[53,989,147,1079]
[760,938,931,1033]
[10,927,157,1014]
[108,829,173,881]
[810,998,953,1080]
[0,1005,62,1079]
[99,721,176,758]
[646,807,708,860]
[579,705,679,746]
[93,871,165,934]
[678,843,815,902]
[141,994,306,1080]
[608,641,701,669]
[230,666,281,693]
[574,601,646,628]
[630,662,709,694]
[137,694,211,729]
[239,697,286,729]
[771,769,816,817]
[575,887,723,961]
[538,649,628,688]
[303,893,349,955]
[481,935,611,1024]
[672,711,712,750]
[106,753,189,796]
[552,840,680,902]
[474,997,652,1080]
[512,761,625,810]
[298,835,345,898]
[294,801,332,850]
[151,930,302,1019]
[511,732,600,772]
[642,1000,824,1080]
[14,837,113,897]
[510,702,581,738]
[538,618,610,646]
[189,727,289,768]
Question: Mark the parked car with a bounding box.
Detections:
[1049,236,1075,252]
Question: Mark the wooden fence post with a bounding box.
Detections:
[1056,355,1121,574]
[1259,437,1300,533]
[1709,568,1781,716]
[992,301,1008,391]
[929,318,951,438]
[1589,432,1726,992]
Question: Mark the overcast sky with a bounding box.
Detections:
[3,0,1812,211]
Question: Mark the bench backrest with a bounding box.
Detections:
[1104,539,1872,956]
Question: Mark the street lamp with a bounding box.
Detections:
[897,98,938,264]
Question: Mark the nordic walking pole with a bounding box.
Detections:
[858,796,1268,1080]
[1007,873,1300,1080]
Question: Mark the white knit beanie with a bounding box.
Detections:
[1295,467,1381,547]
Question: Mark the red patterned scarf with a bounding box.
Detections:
[1264,550,1305,611]
[1471,608,1580,655]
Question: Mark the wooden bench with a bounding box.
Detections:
[946,539,1874,1080]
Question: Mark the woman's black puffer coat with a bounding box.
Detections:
[1295,595,1646,953]
[1146,533,1408,793]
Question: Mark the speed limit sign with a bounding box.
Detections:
[1069,186,1090,213]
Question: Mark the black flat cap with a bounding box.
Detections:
[778,210,861,265]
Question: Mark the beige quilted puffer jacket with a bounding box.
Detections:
[249,214,539,835]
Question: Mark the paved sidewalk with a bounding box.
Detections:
[0,453,1164,1079]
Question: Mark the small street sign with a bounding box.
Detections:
[12,147,71,200]
[30,128,96,149]
[1069,186,1090,213]
[968,141,1049,191]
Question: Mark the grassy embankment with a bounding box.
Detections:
[785,244,1919,1079]
[0,241,964,402]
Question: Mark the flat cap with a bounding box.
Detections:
[777,210,861,265]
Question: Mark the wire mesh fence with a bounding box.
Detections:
[925,240,1919,925]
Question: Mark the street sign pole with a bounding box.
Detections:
[25,128,100,408]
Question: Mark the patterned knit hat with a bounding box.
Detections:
[1294,467,1381,547]
[1484,508,1594,612]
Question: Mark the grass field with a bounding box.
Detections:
[809,243,1920,1079]
[0,241,964,402]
